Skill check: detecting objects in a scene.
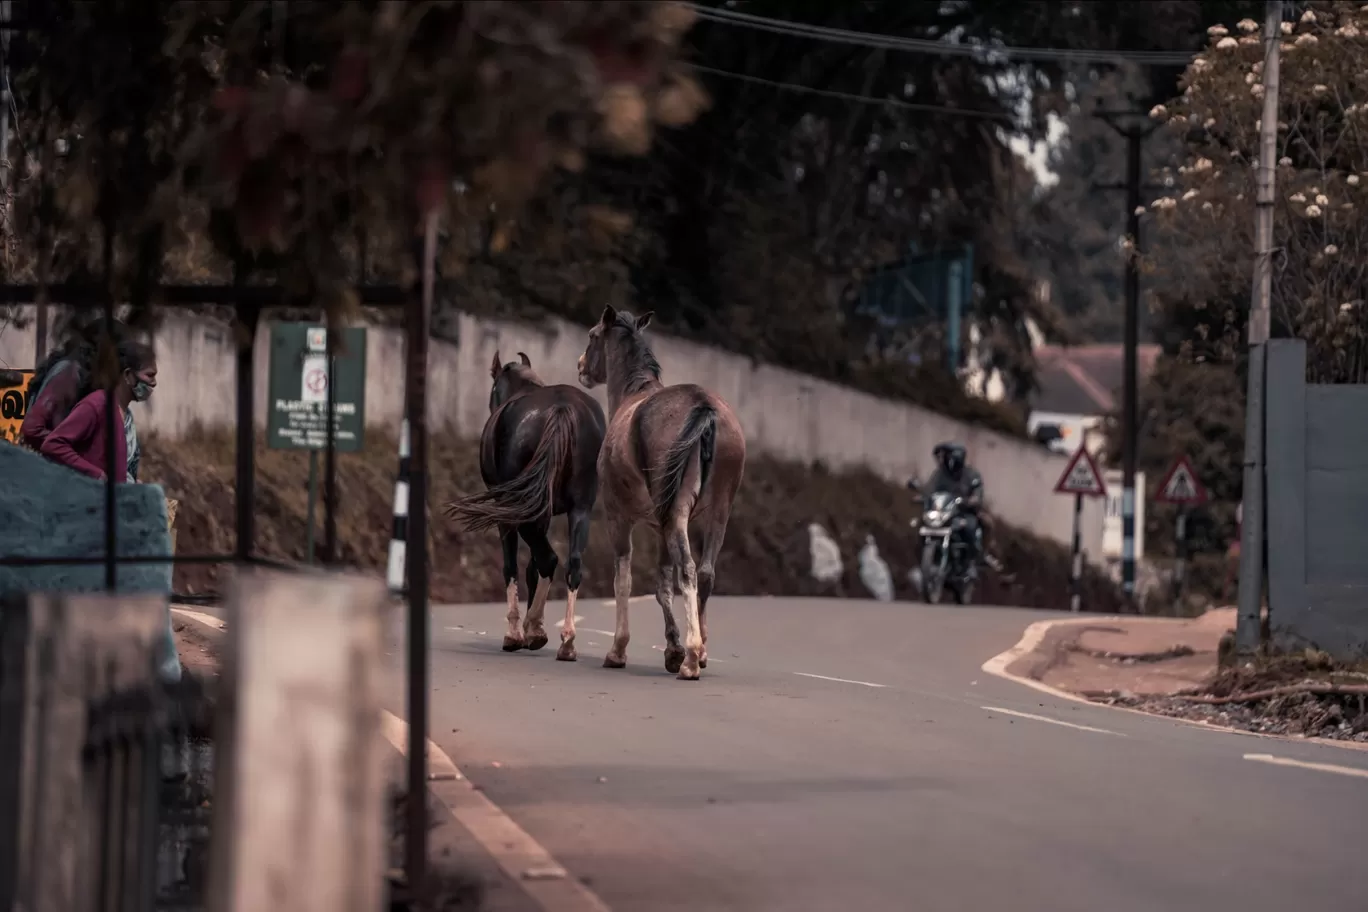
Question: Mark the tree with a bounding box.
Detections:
[1018,65,1185,345]
[459,1,1255,430]
[1111,1,1368,590]
[3,1,704,335]
[1146,2,1368,378]
[1,1,1264,436]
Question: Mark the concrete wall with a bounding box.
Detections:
[0,307,1106,554]
[1267,339,1368,660]
[0,443,173,597]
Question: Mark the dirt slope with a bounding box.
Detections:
[143,428,1124,612]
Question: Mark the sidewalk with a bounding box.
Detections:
[996,608,1368,745]
[1029,609,1235,698]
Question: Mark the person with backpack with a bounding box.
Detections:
[23,320,151,481]
[20,320,108,452]
[40,339,157,482]
[35,334,179,691]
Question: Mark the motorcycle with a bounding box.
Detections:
[908,486,978,605]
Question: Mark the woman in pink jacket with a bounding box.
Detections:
[41,340,157,481]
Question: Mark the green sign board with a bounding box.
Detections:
[266,323,367,452]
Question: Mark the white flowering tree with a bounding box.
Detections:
[1145,2,1368,381]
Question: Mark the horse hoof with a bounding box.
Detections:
[502,637,524,652]
[556,645,578,662]
[603,654,626,669]
[676,665,701,681]
[699,658,708,669]
[525,634,549,652]
[663,647,686,675]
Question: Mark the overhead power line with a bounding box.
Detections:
[686,4,1202,67]
[688,63,1013,120]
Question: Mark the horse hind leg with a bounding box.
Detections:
[499,525,525,652]
[655,535,685,674]
[603,515,633,669]
[557,508,591,662]
[695,507,730,670]
[519,521,558,652]
[664,518,704,681]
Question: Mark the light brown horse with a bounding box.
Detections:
[577,306,746,680]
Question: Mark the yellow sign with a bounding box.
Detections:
[0,370,36,446]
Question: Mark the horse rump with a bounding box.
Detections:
[445,404,574,533]
[652,400,716,527]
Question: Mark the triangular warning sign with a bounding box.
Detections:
[1155,455,1207,505]
[1054,445,1107,497]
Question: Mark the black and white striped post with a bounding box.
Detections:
[1069,493,1083,613]
[386,418,411,593]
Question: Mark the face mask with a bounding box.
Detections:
[128,375,153,402]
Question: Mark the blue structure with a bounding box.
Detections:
[856,243,975,372]
[0,441,180,679]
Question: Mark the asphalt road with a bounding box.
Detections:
[404,596,1368,912]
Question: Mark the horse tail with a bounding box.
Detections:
[445,404,574,533]
[653,400,717,528]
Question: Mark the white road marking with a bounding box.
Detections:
[651,644,725,663]
[981,705,1125,736]
[379,712,612,911]
[595,595,655,608]
[171,607,225,630]
[1243,753,1368,779]
[582,627,618,638]
[793,672,886,689]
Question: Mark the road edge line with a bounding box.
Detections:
[980,614,1368,754]
[1242,752,1368,779]
[172,606,613,912]
[980,705,1124,737]
[377,713,612,912]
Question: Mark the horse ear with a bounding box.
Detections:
[599,305,617,326]
[635,311,654,332]
[490,351,502,379]
[517,351,532,368]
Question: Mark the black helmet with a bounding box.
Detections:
[934,441,966,476]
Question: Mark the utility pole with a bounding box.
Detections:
[1095,109,1159,606]
[402,211,438,898]
[1235,0,1283,653]
[1120,127,1143,604]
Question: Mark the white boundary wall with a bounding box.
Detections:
[0,307,1105,554]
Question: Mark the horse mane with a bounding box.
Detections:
[610,311,662,395]
[503,364,546,389]
[488,362,546,414]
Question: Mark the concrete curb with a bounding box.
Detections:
[171,607,613,912]
[981,614,1368,754]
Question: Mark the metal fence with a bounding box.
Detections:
[82,672,214,911]
[0,273,435,906]
[0,2,437,900]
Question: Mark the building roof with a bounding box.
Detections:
[1031,344,1160,416]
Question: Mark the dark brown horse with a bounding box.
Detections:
[577,307,746,680]
[446,351,606,661]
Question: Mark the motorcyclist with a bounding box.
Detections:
[910,442,1001,573]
